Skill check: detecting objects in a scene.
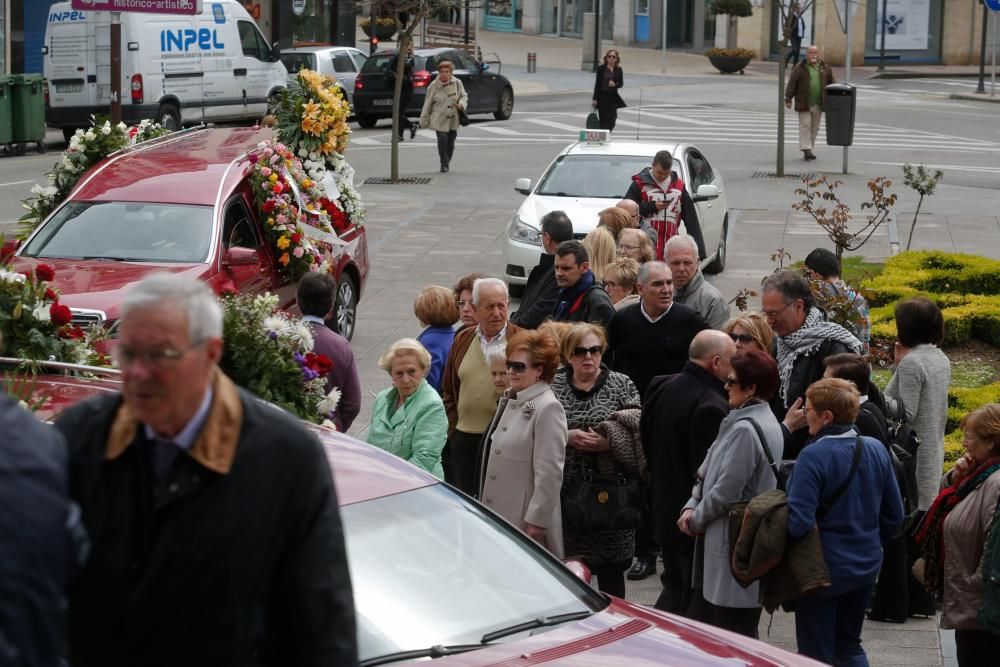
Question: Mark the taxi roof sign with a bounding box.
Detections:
[579,129,610,144]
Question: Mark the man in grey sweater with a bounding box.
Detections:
[666,234,730,329]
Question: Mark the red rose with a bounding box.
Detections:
[290,233,302,244]
[44,287,58,301]
[35,264,56,282]
[272,182,283,195]
[50,303,73,326]
[262,199,276,213]
[60,325,86,340]
[305,352,333,377]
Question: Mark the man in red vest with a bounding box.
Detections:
[624,150,706,262]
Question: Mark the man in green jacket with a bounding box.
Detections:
[785,45,834,161]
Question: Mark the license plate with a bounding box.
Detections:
[373,98,394,106]
[57,83,83,93]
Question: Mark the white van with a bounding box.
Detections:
[44,0,286,141]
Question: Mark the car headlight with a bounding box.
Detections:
[508,216,541,246]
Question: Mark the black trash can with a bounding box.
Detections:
[825,82,856,147]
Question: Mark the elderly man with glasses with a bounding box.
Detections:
[54,274,357,666]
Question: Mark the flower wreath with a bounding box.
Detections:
[0,260,109,367]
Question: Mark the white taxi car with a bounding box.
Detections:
[502,135,728,294]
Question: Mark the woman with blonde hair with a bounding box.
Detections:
[414,285,460,393]
[604,257,640,311]
[538,321,575,360]
[582,225,618,284]
[617,227,654,264]
[598,207,634,241]
[722,312,775,355]
[367,338,448,477]
[480,330,568,555]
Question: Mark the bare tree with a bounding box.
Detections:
[773,0,815,176]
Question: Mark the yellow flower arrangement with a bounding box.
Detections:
[276,236,291,250]
[272,69,351,158]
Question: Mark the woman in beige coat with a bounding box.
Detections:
[480,330,568,556]
[922,404,1000,664]
[419,59,468,173]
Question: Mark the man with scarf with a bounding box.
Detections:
[762,270,863,458]
[623,150,707,262]
[550,240,614,328]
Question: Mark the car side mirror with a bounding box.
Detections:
[224,246,259,267]
[481,62,490,72]
[514,177,532,195]
[271,42,281,62]
[693,184,720,202]
[1,238,21,262]
[563,559,592,585]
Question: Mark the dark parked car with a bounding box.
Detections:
[352,47,514,129]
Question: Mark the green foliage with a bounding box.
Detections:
[705,47,756,58]
[709,0,753,16]
[943,382,1000,471]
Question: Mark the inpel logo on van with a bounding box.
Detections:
[49,10,86,22]
[160,28,224,52]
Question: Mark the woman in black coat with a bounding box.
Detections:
[592,49,625,132]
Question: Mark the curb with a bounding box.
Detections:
[949,92,1000,103]
[869,71,985,80]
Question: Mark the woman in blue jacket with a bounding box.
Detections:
[789,378,904,666]
[367,338,448,478]
[414,285,459,394]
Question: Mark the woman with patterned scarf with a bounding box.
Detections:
[914,404,1000,665]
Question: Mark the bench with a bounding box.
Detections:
[423,20,479,58]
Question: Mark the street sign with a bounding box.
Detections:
[832,0,860,34]
[70,0,202,15]
[987,0,1000,12]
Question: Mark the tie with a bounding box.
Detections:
[151,438,181,484]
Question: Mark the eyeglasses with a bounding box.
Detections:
[113,341,203,368]
[603,281,617,290]
[505,360,529,373]
[572,345,602,358]
[729,333,756,344]
[724,376,739,388]
[763,301,796,319]
[618,243,641,252]
[456,300,471,308]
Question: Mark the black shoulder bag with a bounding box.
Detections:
[737,417,788,492]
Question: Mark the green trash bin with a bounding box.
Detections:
[0,76,13,146]
[11,74,46,151]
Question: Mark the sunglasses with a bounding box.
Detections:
[572,345,602,358]
[505,361,530,373]
[729,333,755,344]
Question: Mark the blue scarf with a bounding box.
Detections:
[553,270,596,320]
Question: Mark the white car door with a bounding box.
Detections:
[329,49,360,106]
[685,149,724,260]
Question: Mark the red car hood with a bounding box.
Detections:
[432,600,822,667]
[10,256,211,323]
[2,369,120,422]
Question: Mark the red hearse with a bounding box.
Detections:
[6,126,368,340]
[8,359,820,667]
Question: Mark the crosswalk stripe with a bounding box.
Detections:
[524,118,587,132]
[620,108,715,126]
[476,125,521,135]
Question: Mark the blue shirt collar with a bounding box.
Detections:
[144,387,214,451]
[301,315,326,326]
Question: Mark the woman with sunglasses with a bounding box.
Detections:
[479,330,568,556]
[551,324,642,597]
[722,313,775,355]
[592,49,626,132]
[678,348,784,637]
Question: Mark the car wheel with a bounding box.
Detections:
[156,103,181,132]
[356,114,377,129]
[493,87,514,121]
[333,274,358,341]
[704,217,728,275]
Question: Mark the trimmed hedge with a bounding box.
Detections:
[942,383,1000,472]
[867,251,1000,347]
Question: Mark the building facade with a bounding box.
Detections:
[480,0,995,66]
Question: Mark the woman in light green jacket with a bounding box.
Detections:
[367,338,447,478]
[419,59,468,173]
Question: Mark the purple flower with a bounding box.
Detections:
[293,351,306,364]
[267,330,278,339]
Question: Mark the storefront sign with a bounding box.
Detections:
[875,0,931,51]
[70,0,202,15]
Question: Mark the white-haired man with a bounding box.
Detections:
[442,277,520,496]
[666,234,730,329]
[54,274,357,665]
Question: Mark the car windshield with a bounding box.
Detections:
[342,485,605,664]
[360,52,427,74]
[22,201,214,263]
[280,52,317,73]
[535,154,679,198]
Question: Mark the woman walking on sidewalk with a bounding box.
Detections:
[420,59,467,173]
[592,49,626,132]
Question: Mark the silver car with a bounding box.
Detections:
[279,46,369,107]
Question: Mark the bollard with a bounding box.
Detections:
[527,52,537,74]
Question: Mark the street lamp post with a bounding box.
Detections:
[877,0,887,72]
[979,1,988,94]
[593,0,601,73]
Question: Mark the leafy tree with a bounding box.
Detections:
[709,0,753,49]
[902,164,944,251]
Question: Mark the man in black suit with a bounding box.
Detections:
[641,329,735,616]
[510,211,574,329]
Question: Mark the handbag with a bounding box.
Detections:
[586,109,600,129]
[458,108,470,126]
[562,469,644,531]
